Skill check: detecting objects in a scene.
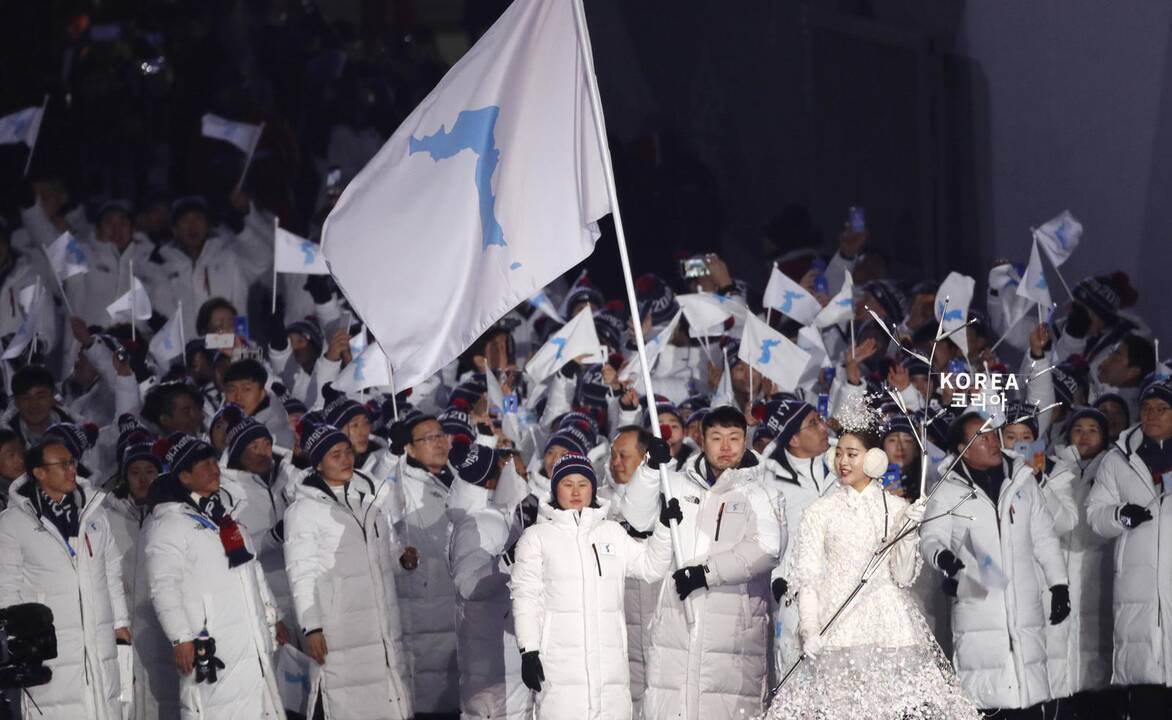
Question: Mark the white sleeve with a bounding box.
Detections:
[282,503,327,633]
[509,528,545,653]
[145,516,197,644]
[102,513,130,628]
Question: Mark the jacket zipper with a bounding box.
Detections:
[591,544,602,577]
[714,502,726,542]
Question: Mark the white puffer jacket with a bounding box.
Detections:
[107,495,179,720]
[144,474,285,719]
[283,469,412,719]
[620,452,787,720]
[1086,424,1172,687]
[511,500,673,720]
[394,459,460,712]
[0,476,127,720]
[447,478,530,719]
[1043,446,1113,698]
[919,453,1068,709]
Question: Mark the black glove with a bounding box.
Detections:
[389,421,412,455]
[558,360,581,379]
[647,437,672,470]
[193,636,226,684]
[502,540,518,566]
[659,496,682,528]
[521,650,544,693]
[1120,504,1153,529]
[937,550,965,578]
[942,578,958,597]
[772,577,789,603]
[1049,584,1071,625]
[1065,302,1091,338]
[672,565,708,601]
[304,275,334,305]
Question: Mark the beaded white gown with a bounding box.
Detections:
[762,481,978,719]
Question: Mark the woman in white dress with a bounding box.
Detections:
[762,419,979,720]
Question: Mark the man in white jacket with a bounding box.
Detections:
[1086,380,1172,717]
[620,405,787,720]
[145,433,285,719]
[0,439,129,719]
[62,201,157,329]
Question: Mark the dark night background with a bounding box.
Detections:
[0,0,1168,343]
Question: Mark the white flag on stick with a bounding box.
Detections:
[1016,238,1053,308]
[762,266,820,326]
[526,307,602,384]
[711,351,735,408]
[333,341,392,393]
[815,270,855,329]
[619,308,682,384]
[528,289,565,324]
[201,114,264,155]
[322,0,610,392]
[2,280,47,360]
[934,272,976,358]
[1035,210,1082,267]
[0,106,43,148]
[46,231,89,281]
[274,226,330,275]
[739,313,811,392]
[106,276,153,323]
[149,304,185,368]
[676,293,732,338]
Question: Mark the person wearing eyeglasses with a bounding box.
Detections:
[0,439,130,719]
[390,410,461,718]
[1087,379,1172,717]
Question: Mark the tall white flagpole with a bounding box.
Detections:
[39,245,74,317]
[129,258,137,342]
[23,95,48,177]
[178,300,187,369]
[272,216,280,314]
[570,0,693,625]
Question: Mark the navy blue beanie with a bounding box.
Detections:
[545,427,590,458]
[635,273,679,327]
[325,396,369,430]
[549,453,597,506]
[226,416,272,468]
[438,407,475,442]
[1065,406,1109,446]
[302,422,351,468]
[156,433,218,477]
[450,441,499,487]
[763,399,816,449]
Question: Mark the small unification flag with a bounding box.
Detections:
[762,266,820,326]
[815,270,854,329]
[0,105,44,148]
[2,280,48,359]
[106,276,153,323]
[1034,210,1082,267]
[1016,238,1053,308]
[149,304,185,368]
[274,226,330,275]
[676,293,733,337]
[934,272,975,358]
[46,231,89,281]
[333,341,391,393]
[201,114,264,155]
[739,313,811,392]
[711,351,735,408]
[528,289,565,324]
[618,308,682,384]
[525,307,602,384]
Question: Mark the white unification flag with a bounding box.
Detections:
[528,289,565,324]
[526,307,601,384]
[201,114,264,155]
[46,231,89,281]
[619,308,682,384]
[2,281,48,359]
[0,106,43,148]
[106,276,153,323]
[796,325,830,388]
[334,341,391,393]
[815,270,854,329]
[1035,210,1082,267]
[711,351,735,408]
[739,313,811,393]
[676,293,732,338]
[149,304,185,368]
[1016,238,1053,308]
[322,0,610,392]
[987,263,1031,351]
[934,272,975,358]
[762,266,820,325]
[274,226,330,275]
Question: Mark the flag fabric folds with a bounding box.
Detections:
[149,303,185,368]
[934,272,976,358]
[333,342,392,393]
[322,0,610,392]
[1017,238,1053,309]
[201,114,264,155]
[525,307,601,384]
[739,313,811,393]
[106,277,153,323]
[1034,210,1082,267]
[274,226,330,275]
[815,270,854,329]
[46,231,89,281]
[762,266,820,326]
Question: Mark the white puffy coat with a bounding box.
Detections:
[143,235,254,340]
[283,469,412,719]
[62,232,156,329]
[620,452,786,720]
[144,475,285,719]
[511,500,673,720]
[0,476,127,720]
[1086,424,1172,687]
[446,478,530,719]
[919,453,1068,709]
[394,459,460,712]
[1043,446,1113,698]
[107,495,179,720]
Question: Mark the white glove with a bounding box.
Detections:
[800,632,824,659]
[903,498,927,524]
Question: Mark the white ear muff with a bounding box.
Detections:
[863,447,890,479]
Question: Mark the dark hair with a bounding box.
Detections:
[1120,334,1156,379]
[223,358,268,386]
[0,429,20,449]
[142,383,203,425]
[195,297,238,336]
[25,441,68,474]
[838,428,882,450]
[613,425,653,454]
[11,365,55,398]
[947,411,987,454]
[457,326,512,376]
[702,405,748,434]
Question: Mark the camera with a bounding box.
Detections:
[0,603,57,690]
[679,256,710,279]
